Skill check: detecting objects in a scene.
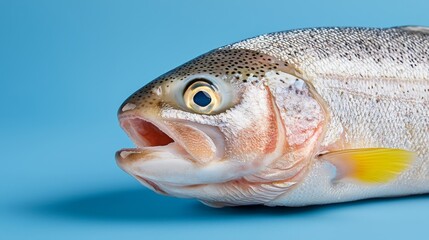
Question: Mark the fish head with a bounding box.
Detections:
[116,49,322,205]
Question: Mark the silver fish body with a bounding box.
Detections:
[117,27,429,207]
[226,27,429,206]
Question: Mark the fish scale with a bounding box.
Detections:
[225,27,429,205]
[226,27,429,80]
[227,27,429,158]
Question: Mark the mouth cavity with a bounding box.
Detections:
[119,115,225,163]
[120,117,174,149]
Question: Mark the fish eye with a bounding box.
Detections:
[183,79,221,114]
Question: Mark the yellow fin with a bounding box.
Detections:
[320,148,415,184]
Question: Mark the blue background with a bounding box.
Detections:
[1,0,428,239]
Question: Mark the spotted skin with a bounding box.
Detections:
[226,27,429,206]
[119,49,294,113]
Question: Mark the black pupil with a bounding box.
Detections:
[193,91,212,107]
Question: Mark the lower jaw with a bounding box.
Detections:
[134,175,168,195]
[117,141,187,156]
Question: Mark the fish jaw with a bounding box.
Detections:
[116,111,231,185]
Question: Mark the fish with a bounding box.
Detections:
[116,26,429,207]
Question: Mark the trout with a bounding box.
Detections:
[116,26,429,207]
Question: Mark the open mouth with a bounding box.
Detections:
[116,115,186,193]
[116,113,226,188]
[117,114,225,165]
[120,117,175,149]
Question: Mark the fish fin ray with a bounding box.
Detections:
[320,148,415,184]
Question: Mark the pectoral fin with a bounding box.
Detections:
[320,148,415,184]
